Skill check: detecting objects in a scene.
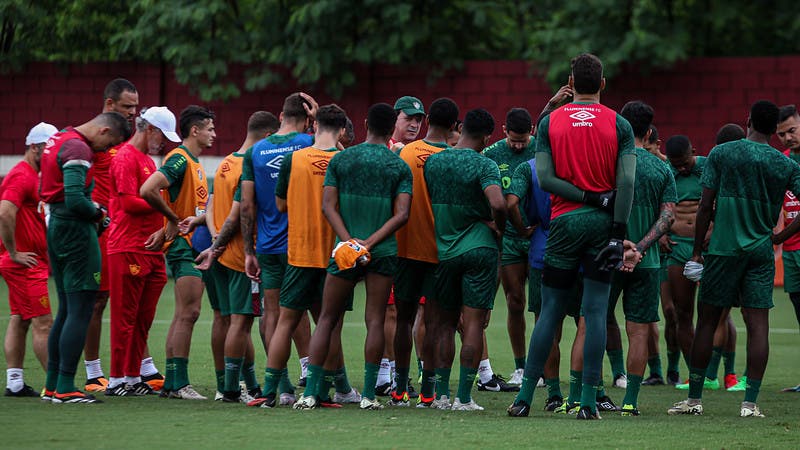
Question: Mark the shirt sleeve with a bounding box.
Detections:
[395,161,413,197]
[233,181,242,202]
[158,153,187,187]
[323,153,340,188]
[616,115,636,157]
[241,147,254,182]
[508,162,532,199]
[534,116,551,155]
[700,147,721,190]
[479,157,502,190]
[274,152,293,199]
[111,151,139,196]
[0,171,29,208]
[661,169,678,204]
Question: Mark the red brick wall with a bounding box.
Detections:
[2,57,800,157]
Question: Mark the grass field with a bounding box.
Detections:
[1,280,799,449]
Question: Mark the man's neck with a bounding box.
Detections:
[365,134,390,146]
[313,131,338,150]
[634,138,645,148]
[276,121,304,136]
[237,136,258,154]
[572,93,600,103]
[424,127,449,144]
[128,132,149,155]
[746,131,770,145]
[181,139,202,156]
[23,152,39,172]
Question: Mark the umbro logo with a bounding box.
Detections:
[569,110,595,127]
[311,159,329,171]
[416,154,430,164]
[221,162,230,173]
[266,155,283,170]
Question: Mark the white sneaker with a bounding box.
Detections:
[173,385,207,400]
[333,388,361,404]
[536,377,546,388]
[432,395,452,410]
[614,374,628,389]
[240,389,257,404]
[667,399,703,415]
[293,395,317,410]
[214,390,223,401]
[279,392,297,406]
[452,397,484,411]
[740,402,765,418]
[508,368,524,386]
[359,397,384,410]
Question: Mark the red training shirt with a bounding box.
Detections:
[0,160,47,266]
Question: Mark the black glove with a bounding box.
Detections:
[594,222,626,271]
[94,204,111,236]
[583,190,616,212]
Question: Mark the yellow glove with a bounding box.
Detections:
[332,239,371,270]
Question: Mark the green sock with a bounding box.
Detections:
[363,362,380,400]
[334,367,352,394]
[607,349,626,379]
[164,358,176,391]
[224,357,243,393]
[242,360,259,390]
[580,382,599,412]
[648,354,663,378]
[55,290,96,394]
[319,370,336,402]
[705,347,722,380]
[568,370,582,404]
[421,369,436,398]
[622,374,643,408]
[723,351,736,375]
[215,369,225,393]
[515,374,536,405]
[417,359,424,378]
[457,367,477,403]
[545,378,562,399]
[596,378,606,399]
[278,368,294,394]
[514,357,525,371]
[303,364,324,398]
[744,377,761,403]
[435,368,451,399]
[263,367,282,396]
[688,366,705,399]
[395,367,409,394]
[667,350,680,373]
[45,369,58,392]
[173,357,189,390]
[56,372,78,394]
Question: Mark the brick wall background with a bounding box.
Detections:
[2,57,800,160]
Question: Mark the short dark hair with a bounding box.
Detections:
[366,103,397,137]
[179,105,215,139]
[282,93,310,120]
[750,100,779,135]
[647,125,659,144]
[715,123,745,145]
[103,78,137,102]
[316,104,347,132]
[505,108,532,134]
[779,104,798,123]
[619,101,654,139]
[665,135,691,158]
[344,117,354,143]
[462,108,495,138]
[97,111,132,141]
[427,98,459,129]
[570,53,603,95]
[247,111,279,136]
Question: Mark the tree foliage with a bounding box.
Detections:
[1,0,798,100]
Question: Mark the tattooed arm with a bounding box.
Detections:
[635,202,675,254]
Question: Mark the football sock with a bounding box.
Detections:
[417,359,424,378]
[108,377,124,389]
[596,378,606,399]
[515,375,536,406]
[723,351,736,375]
[421,369,436,398]
[140,357,158,377]
[744,378,761,403]
[278,368,294,394]
[46,290,67,391]
[581,279,611,410]
[164,358,176,391]
[688,366,705,399]
[363,362,380,400]
[376,358,391,386]
[435,367,451,399]
[56,291,96,393]
[319,370,336,402]
[648,354,663,378]
[607,349,625,379]
[224,357,243,393]
[173,357,189,390]
[215,369,225,393]
[667,350,681,374]
[514,357,525,371]
[457,366,477,403]
[395,367,409,394]
[622,374,643,408]
[299,356,309,379]
[303,364,323,398]
[85,358,104,380]
[6,368,23,392]
[705,346,722,380]
[124,376,140,386]
[478,358,493,383]
[242,360,259,390]
[334,366,352,394]
[389,360,396,388]
[568,370,582,404]
[263,367,282,396]
[546,377,562,399]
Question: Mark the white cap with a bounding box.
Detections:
[141,106,181,143]
[25,122,58,145]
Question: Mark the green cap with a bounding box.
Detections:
[394,96,425,116]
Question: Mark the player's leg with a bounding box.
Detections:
[168,271,204,397]
[619,269,659,415]
[643,323,665,385]
[721,314,740,390]
[44,243,67,397]
[704,308,731,389]
[221,265,256,402]
[362,269,393,408]
[455,305,489,410]
[83,233,110,392]
[263,307,304,401]
[292,312,311,386]
[658,264,680,385]
[668,264,696,373]
[376,300,396,395]
[424,257,461,409]
[413,299,425,384]
[500,259,528,383]
[4,314,31,395]
[202,260,226,398]
[106,253,138,395]
[257,254,292,394]
[127,256,166,396]
[606,309,626,388]
[391,281,419,402]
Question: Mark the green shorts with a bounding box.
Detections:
[666,235,694,267]
[165,237,201,279]
[434,247,498,311]
[208,261,260,316]
[47,216,101,293]
[327,255,397,281]
[280,265,353,311]
[783,250,800,294]
[258,253,287,290]
[528,267,582,317]
[544,209,611,270]
[393,258,436,303]
[501,236,530,266]
[699,239,775,309]
[609,268,660,324]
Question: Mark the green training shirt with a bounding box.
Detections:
[424,148,502,260]
[483,138,536,240]
[323,142,412,258]
[671,156,706,203]
[628,148,677,269]
[702,139,800,255]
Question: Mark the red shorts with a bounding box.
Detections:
[0,259,51,320]
[98,233,109,292]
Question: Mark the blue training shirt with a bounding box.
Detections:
[525,159,552,270]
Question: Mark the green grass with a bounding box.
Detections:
[1,281,799,449]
